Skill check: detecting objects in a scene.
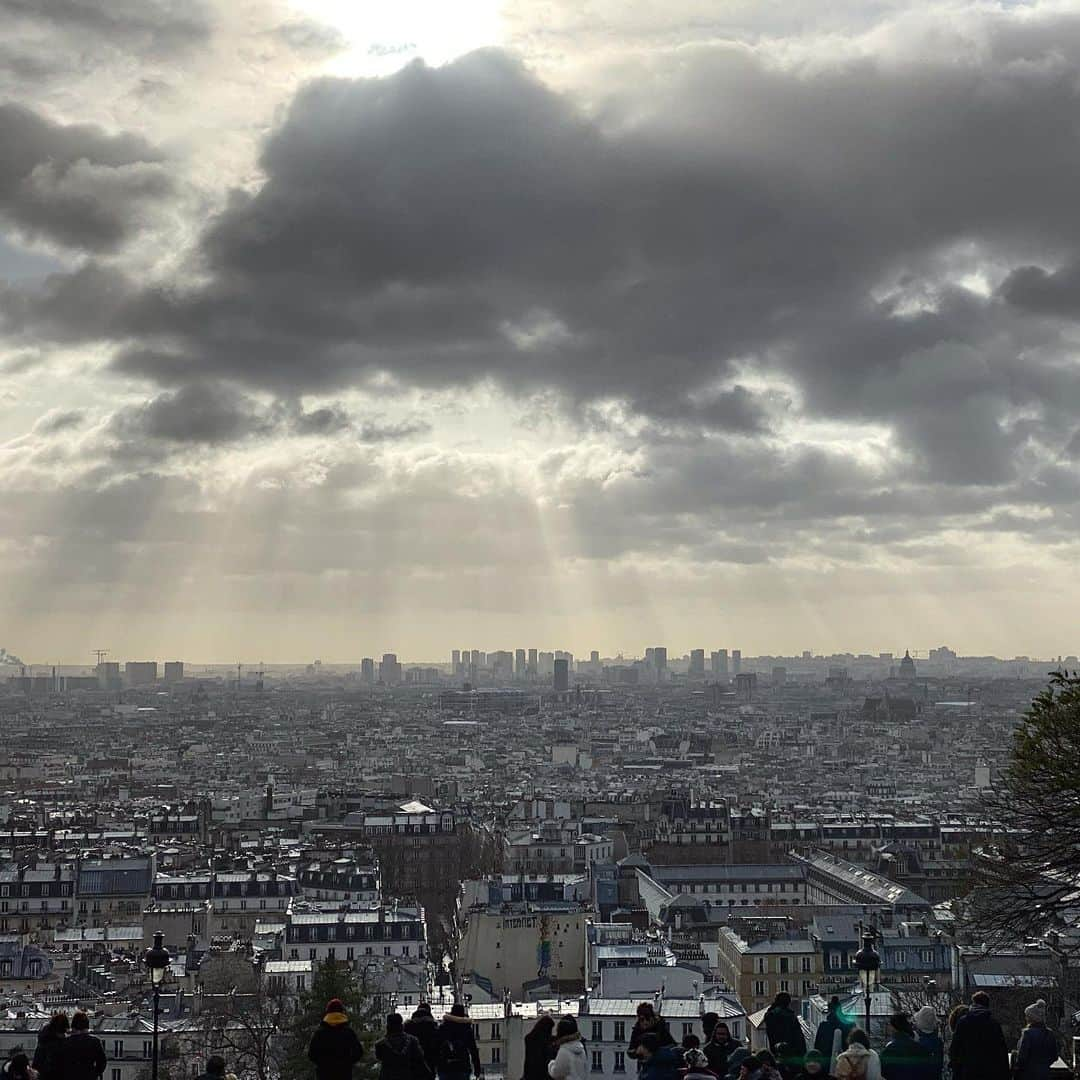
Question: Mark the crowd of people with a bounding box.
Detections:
[9,988,1064,1080]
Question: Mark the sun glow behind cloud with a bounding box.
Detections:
[292,0,506,75]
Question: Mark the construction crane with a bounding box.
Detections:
[93,649,108,667]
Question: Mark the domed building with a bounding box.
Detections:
[899,650,917,679]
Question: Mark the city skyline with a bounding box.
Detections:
[5,1,1080,658]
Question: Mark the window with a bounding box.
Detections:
[779,957,790,974]
[829,953,842,970]
[591,1052,603,1073]
[112,1070,121,1080]
[143,1042,153,1059]
[614,1052,626,1073]
[754,980,767,997]
[491,1048,501,1065]
[894,950,906,965]
[755,956,768,974]
[682,1023,693,1037]
[592,1021,603,1042]
[921,949,934,964]
[779,980,791,994]
[113,1042,124,1058]
[309,948,317,960]
[614,1022,625,1042]
[492,1024,501,1040]
[801,956,812,973]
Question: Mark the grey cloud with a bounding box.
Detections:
[109,383,276,445]
[1000,262,1080,317]
[32,408,86,434]
[0,104,171,251]
[0,0,211,54]
[9,13,1080,486]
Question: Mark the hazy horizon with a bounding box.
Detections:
[4,1,1080,659]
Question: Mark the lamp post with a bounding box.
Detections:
[143,931,171,1080]
[853,923,881,1039]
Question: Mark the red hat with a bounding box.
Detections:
[326,998,345,1014]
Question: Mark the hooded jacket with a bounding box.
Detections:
[948,1005,1009,1080]
[834,1044,881,1080]
[640,1046,682,1080]
[702,1035,739,1077]
[548,1036,587,1080]
[438,1014,482,1075]
[763,1004,806,1057]
[523,1025,556,1080]
[56,1031,107,1080]
[375,1032,432,1080]
[1014,1023,1059,1080]
[404,1013,443,1073]
[815,1010,853,1060]
[308,1015,365,1080]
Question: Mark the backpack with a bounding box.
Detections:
[440,1036,470,1070]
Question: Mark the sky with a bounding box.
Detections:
[2,0,1080,663]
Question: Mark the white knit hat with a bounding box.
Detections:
[1025,999,1047,1024]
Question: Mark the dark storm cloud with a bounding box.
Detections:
[10,17,1080,479]
[0,104,171,251]
[109,383,276,445]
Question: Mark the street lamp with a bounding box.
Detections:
[144,931,171,1080]
[853,923,881,1038]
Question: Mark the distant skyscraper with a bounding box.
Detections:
[470,649,481,668]
[125,661,157,686]
[491,650,513,680]
[732,649,742,675]
[711,649,729,677]
[452,649,461,671]
[96,661,120,690]
[379,653,401,685]
[553,658,569,692]
[361,658,375,684]
[163,661,184,683]
[515,648,526,678]
[645,647,655,667]
[899,650,917,679]
[689,649,705,676]
[590,650,600,668]
[735,672,756,702]
[527,648,538,676]
[653,647,667,671]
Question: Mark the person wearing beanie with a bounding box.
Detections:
[679,1047,717,1080]
[1014,1000,1058,1080]
[405,1004,443,1075]
[791,1048,835,1079]
[948,992,1008,1080]
[437,1003,482,1080]
[375,1013,432,1080]
[309,998,364,1080]
[548,1018,587,1080]
[911,1008,942,1080]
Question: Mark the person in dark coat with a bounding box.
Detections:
[879,1014,929,1080]
[630,1004,676,1066]
[947,993,1009,1080]
[523,1016,556,1080]
[638,1034,683,1080]
[437,1003,482,1080]
[702,1021,740,1078]
[33,1012,69,1080]
[763,995,806,1058]
[814,999,852,1063]
[194,1057,227,1080]
[375,1013,432,1080]
[406,1005,444,1076]
[4,1053,36,1080]
[308,998,365,1080]
[56,1012,106,1080]
[1014,1000,1059,1080]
